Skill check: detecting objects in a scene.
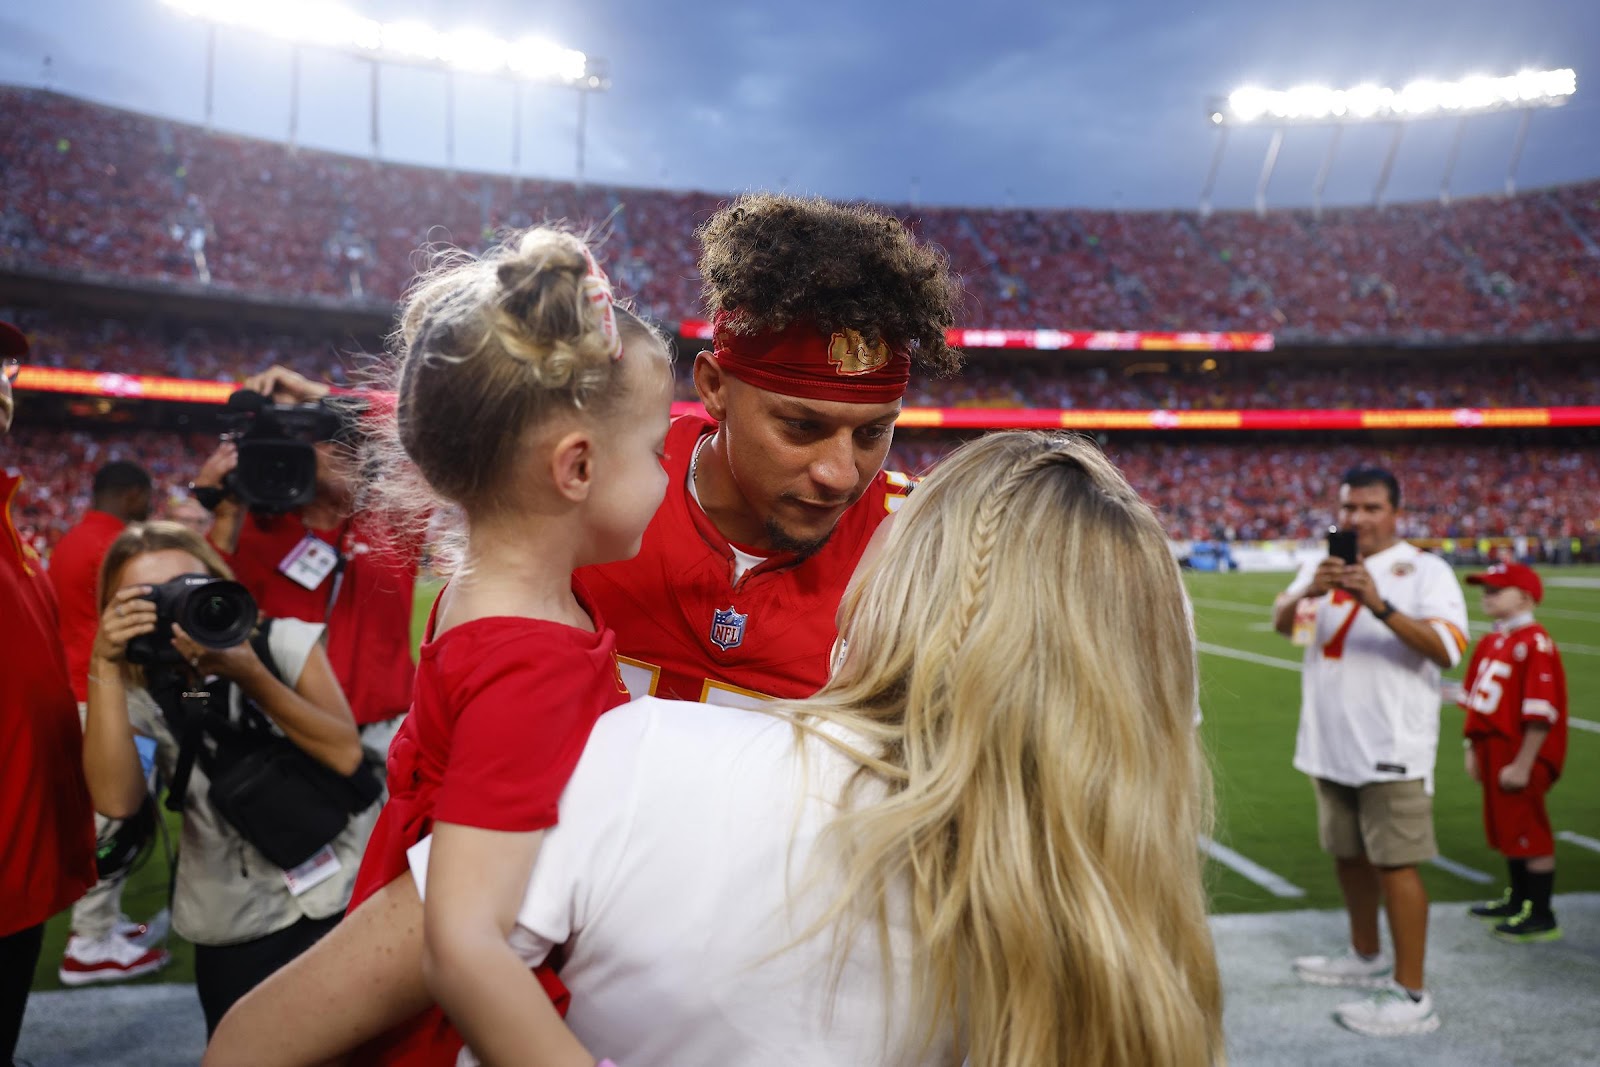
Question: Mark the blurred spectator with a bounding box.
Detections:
[47,460,171,988]
[0,320,97,1066]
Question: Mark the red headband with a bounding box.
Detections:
[710,310,911,404]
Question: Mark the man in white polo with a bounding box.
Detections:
[1272,466,1468,1038]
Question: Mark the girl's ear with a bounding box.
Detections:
[550,429,594,503]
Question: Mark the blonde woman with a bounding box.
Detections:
[211,430,1222,1067]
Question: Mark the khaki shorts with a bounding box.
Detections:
[1314,777,1437,867]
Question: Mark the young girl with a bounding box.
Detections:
[344,228,673,1065]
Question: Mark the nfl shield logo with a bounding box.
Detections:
[710,607,748,651]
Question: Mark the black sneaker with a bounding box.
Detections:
[1493,905,1562,943]
[1469,890,1522,921]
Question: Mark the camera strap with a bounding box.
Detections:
[162,620,281,815]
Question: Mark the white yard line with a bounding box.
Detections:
[1189,597,1274,615]
[1556,831,1600,855]
[1197,641,1600,735]
[1526,605,1600,623]
[1196,642,1303,671]
[1428,855,1494,884]
[1199,837,1307,898]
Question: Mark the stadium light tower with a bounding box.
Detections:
[161,0,610,182]
[1198,68,1576,216]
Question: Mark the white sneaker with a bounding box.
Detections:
[1335,981,1441,1037]
[1292,948,1392,987]
[58,930,170,986]
[114,908,171,948]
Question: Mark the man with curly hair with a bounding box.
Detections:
[581,192,964,705]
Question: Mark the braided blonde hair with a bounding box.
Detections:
[777,431,1223,1066]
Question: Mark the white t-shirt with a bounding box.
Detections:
[1284,541,1468,792]
[409,697,958,1067]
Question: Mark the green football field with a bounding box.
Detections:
[32,567,1599,990]
[1190,565,1600,914]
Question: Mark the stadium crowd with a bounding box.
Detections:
[5,87,1600,341]
[8,306,1600,413]
[8,426,1595,555]
[888,436,1598,545]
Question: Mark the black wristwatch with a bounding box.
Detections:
[1373,599,1398,622]
[189,483,227,512]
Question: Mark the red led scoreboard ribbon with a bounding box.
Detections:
[14,368,1598,430]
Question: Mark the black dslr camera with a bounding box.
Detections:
[125,574,260,668]
[222,390,359,514]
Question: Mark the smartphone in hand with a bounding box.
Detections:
[1327,526,1358,565]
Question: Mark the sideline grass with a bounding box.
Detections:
[1191,565,1600,914]
[31,570,1598,989]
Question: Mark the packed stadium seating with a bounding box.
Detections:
[6,425,1593,554]
[886,436,1598,543]
[5,87,1600,340]
[8,306,1599,412]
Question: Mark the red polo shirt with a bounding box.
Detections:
[49,509,126,703]
[219,511,419,727]
[0,471,97,936]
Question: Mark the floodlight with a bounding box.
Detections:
[1213,67,1576,126]
[162,0,597,84]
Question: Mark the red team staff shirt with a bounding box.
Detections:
[1459,616,1569,777]
[347,580,630,1066]
[219,511,419,727]
[48,508,126,703]
[579,414,910,706]
[0,471,97,937]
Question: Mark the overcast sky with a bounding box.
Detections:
[2,0,1597,211]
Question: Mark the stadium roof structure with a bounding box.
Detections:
[1200,68,1579,216]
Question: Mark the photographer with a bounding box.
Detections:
[193,365,419,766]
[81,521,380,1035]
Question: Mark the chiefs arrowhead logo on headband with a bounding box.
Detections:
[828,329,891,376]
[711,310,910,404]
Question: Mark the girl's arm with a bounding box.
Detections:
[423,823,594,1067]
[204,874,432,1067]
[177,625,364,776]
[82,586,159,818]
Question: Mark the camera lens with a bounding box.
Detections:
[195,594,237,631]
[177,578,259,649]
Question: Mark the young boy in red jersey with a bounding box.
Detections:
[1459,562,1568,942]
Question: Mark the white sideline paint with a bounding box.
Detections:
[1197,641,1600,735]
[1190,596,1274,615]
[1428,855,1494,884]
[1200,836,1307,898]
[1197,641,1303,671]
[1557,831,1600,855]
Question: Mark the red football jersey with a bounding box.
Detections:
[1459,620,1568,777]
[579,414,910,705]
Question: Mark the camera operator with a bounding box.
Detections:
[82,520,381,1035]
[192,365,419,767]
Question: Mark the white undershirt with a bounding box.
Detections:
[688,435,768,582]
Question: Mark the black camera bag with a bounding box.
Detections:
[156,620,382,871]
